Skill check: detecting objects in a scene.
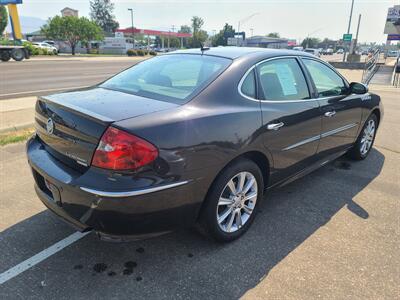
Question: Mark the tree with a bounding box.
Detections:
[0,5,8,35]
[191,16,204,33]
[41,16,103,55]
[179,25,192,34]
[178,25,192,48]
[212,23,235,46]
[267,32,280,38]
[301,37,321,48]
[90,0,119,33]
[188,16,208,48]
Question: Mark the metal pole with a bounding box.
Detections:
[343,0,355,62]
[128,9,134,49]
[355,14,361,41]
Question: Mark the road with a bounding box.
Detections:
[0,85,399,299]
[0,54,354,101]
[0,57,144,100]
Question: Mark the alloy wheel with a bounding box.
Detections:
[360,119,375,155]
[216,171,258,233]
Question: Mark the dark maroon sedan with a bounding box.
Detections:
[27,47,383,242]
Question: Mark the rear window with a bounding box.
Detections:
[101,54,231,103]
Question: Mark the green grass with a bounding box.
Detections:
[0,128,35,146]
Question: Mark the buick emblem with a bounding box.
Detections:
[46,118,54,134]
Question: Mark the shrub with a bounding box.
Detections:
[126,49,137,56]
[149,50,157,56]
[136,49,145,56]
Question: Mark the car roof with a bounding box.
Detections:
[170,47,314,60]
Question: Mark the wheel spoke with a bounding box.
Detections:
[237,173,246,193]
[244,191,257,201]
[235,210,242,228]
[218,207,233,224]
[226,211,235,232]
[243,205,253,215]
[227,179,237,195]
[360,142,366,154]
[218,197,234,206]
[242,177,255,194]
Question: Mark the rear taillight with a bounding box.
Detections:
[92,127,158,170]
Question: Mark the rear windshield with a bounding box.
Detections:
[101,54,231,103]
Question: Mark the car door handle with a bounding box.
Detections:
[324,111,336,117]
[267,122,284,130]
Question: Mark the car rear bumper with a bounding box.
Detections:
[27,136,204,238]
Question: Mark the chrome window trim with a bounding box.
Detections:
[237,55,354,104]
[238,55,316,103]
[282,123,358,151]
[80,180,189,198]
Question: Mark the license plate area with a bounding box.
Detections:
[32,169,62,206]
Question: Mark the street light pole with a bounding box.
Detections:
[128,8,134,49]
[343,0,355,62]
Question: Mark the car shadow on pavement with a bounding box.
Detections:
[0,149,384,299]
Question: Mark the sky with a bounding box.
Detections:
[14,0,400,43]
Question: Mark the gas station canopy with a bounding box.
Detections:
[116,27,192,38]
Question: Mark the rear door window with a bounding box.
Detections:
[240,70,256,98]
[256,58,310,101]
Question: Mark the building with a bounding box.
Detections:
[61,7,78,18]
[245,36,290,49]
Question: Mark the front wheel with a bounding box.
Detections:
[348,114,378,160]
[197,158,263,242]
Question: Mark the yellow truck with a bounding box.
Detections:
[0,0,29,61]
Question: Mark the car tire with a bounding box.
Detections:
[196,158,264,242]
[11,48,25,61]
[0,50,11,62]
[348,114,378,160]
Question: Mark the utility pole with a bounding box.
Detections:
[352,14,362,55]
[343,0,355,62]
[250,28,254,37]
[355,14,361,41]
[128,8,134,49]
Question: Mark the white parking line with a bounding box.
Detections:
[0,231,90,285]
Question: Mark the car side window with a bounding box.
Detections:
[240,69,256,98]
[303,59,347,97]
[257,58,310,101]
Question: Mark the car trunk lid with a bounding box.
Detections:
[35,87,178,170]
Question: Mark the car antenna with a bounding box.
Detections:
[200,42,210,54]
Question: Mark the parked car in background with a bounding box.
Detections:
[304,48,321,57]
[32,42,58,55]
[387,50,399,58]
[322,48,334,55]
[292,46,304,51]
[26,47,383,243]
[336,49,344,54]
[42,40,59,51]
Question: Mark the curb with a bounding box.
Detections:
[0,123,34,134]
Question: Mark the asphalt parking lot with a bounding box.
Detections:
[0,84,399,298]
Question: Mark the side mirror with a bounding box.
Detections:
[349,82,368,94]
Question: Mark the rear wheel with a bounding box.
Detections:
[0,50,11,62]
[11,48,25,61]
[348,114,378,160]
[197,159,263,242]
